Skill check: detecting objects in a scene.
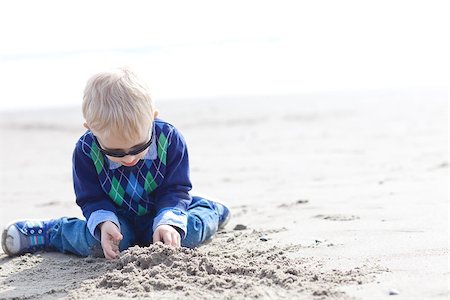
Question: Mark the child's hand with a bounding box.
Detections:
[99,221,123,260]
[153,224,181,247]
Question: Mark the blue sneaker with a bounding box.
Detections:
[1,219,58,256]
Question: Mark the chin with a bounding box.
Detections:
[121,159,139,167]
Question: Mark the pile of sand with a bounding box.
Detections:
[65,229,384,299]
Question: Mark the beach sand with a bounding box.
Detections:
[0,90,448,299]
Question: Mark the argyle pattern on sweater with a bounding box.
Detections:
[79,121,173,216]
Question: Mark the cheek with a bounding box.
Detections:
[136,149,149,159]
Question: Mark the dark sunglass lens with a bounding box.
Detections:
[94,127,154,158]
[129,143,149,156]
[111,153,127,158]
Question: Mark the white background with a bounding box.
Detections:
[0,0,448,111]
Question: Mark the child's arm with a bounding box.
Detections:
[72,140,121,241]
[152,126,192,246]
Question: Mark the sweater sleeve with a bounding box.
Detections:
[152,127,192,238]
[72,139,119,238]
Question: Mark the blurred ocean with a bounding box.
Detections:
[0,0,447,111]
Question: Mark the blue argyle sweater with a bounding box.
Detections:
[72,119,192,239]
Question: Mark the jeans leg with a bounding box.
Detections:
[48,217,102,257]
[182,196,219,248]
[48,216,136,257]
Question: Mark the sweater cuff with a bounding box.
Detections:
[87,210,120,240]
[152,208,188,239]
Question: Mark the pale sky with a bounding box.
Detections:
[0,0,448,110]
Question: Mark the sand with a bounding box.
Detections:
[0,90,448,299]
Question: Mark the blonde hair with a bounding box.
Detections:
[82,67,154,141]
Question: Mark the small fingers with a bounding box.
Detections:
[103,243,118,260]
[162,232,173,246]
[165,232,180,247]
[153,231,162,244]
[152,226,181,247]
[111,241,119,253]
[113,232,123,242]
[102,235,121,260]
[172,232,181,247]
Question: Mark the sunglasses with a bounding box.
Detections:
[93,126,155,158]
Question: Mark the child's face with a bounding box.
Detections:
[94,126,152,167]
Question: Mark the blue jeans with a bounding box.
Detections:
[47,196,219,257]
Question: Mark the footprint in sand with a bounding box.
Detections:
[278,199,309,208]
[314,214,360,221]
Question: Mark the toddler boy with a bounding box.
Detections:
[1,68,230,259]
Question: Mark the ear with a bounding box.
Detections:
[83,122,90,130]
